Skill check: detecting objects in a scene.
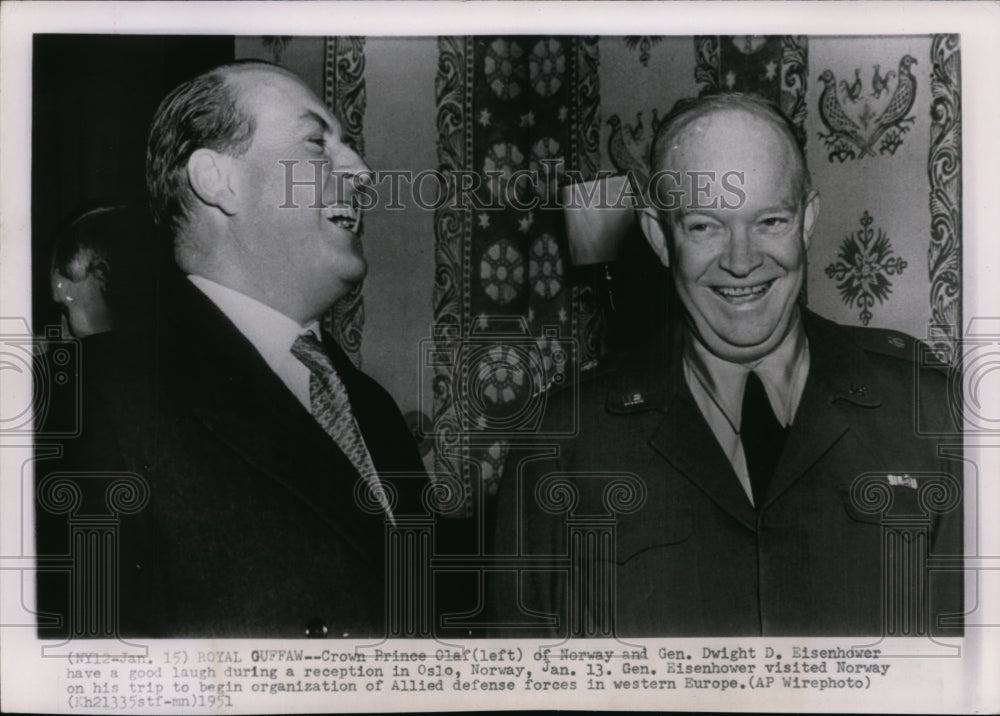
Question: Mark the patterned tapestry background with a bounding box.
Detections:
[236,35,962,512]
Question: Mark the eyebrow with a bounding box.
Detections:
[670,202,798,222]
[757,201,799,214]
[297,110,335,135]
[670,209,721,222]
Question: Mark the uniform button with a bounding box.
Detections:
[304,618,328,638]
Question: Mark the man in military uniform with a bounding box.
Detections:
[493,93,963,636]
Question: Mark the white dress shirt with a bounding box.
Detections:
[682,312,810,505]
[188,274,320,413]
[188,275,395,523]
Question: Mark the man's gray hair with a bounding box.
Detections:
[145,59,284,237]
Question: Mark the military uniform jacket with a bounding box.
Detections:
[36,273,428,638]
[493,310,963,636]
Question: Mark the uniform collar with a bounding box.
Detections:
[605,308,883,415]
[683,310,809,428]
[800,309,883,408]
[605,317,676,415]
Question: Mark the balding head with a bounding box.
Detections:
[649,93,811,211]
[146,59,370,324]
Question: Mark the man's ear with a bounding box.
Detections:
[187,149,238,216]
[638,208,671,267]
[802,189,820,250]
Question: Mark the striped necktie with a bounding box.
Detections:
[291,333,393,520]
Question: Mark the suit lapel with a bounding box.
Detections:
[159,276,383,558]
[761,310,883,510]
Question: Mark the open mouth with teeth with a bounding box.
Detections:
[712,279,775,303]
[323,205,362,234]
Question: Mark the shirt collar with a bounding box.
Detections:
[187,275,321,363]
[683,309,810,429]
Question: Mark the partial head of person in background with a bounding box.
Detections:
[50,204,158,338]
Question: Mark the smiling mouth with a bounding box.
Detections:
[323,205,362,234]
[712,280,775,303]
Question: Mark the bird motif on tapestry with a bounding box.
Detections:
[606,109,665,187]
[870,64,896,99]
[817,54,918,162]
[839,68,864,102]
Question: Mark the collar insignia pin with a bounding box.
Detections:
[622,392,644,408]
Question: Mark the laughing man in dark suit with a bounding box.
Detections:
[37,61,427,638]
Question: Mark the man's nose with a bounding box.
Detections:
[718,224,762,277]
[340,145,370,177]
[325,151,371,204]
[349,156,374,193]
[353,151,372,177]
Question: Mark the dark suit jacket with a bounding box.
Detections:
[492,310,963,636]
[36,274,428,638]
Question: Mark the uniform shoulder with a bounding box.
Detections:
[542,354,619,400]
[828,319,950,375]
[577,354,622,385]
[848,324,920,361]
[543,339,673,419]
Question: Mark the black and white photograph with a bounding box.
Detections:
[1,2,997,713]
